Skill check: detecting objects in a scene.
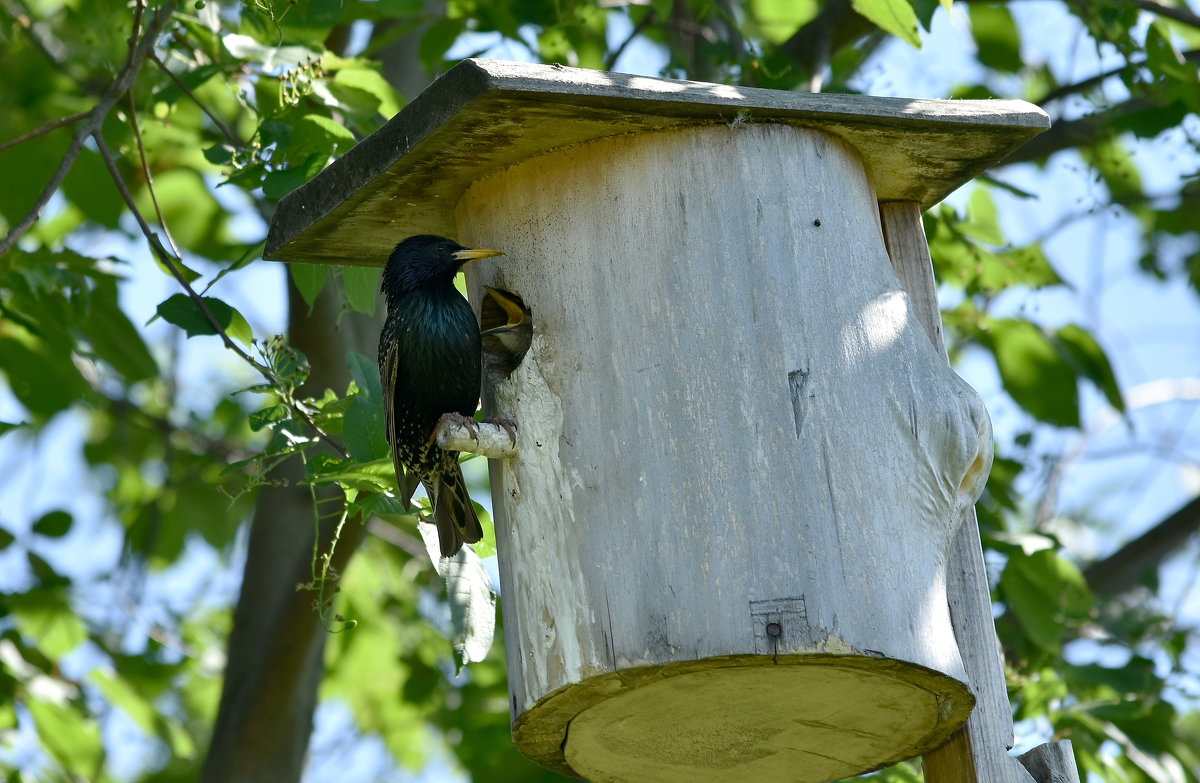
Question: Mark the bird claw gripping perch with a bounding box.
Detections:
[483,415,518,447]
[434,414,520,459]
[431,411,480,446]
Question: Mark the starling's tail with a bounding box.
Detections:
[431,464,483,557]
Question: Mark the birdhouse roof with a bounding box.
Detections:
[265,58,1049,266]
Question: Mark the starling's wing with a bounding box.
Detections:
[382,338,422,509]
[431,462,483,557]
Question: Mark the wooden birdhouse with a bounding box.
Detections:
[265,59,1078,783]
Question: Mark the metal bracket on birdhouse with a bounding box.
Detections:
[435,416,519,459]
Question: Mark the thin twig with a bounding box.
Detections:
[90,130,350,458]
[0,0,179,256]
[127,93,182,258]
[149,51,242,147]
[123,0,147,73]
[1131,0,1200,30]
[1040,49,1200,104]
[0,111,90,153]
[605,10,656,70]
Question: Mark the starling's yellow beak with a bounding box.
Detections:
[453,247,505,262]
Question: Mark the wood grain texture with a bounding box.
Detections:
[264,58,1048,266]
[1019,740,1082,783]
[880,202,1079,783]
[459,125,993,781]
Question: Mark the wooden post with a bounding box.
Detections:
[881,202,1081,783]
[262,59,1057,783]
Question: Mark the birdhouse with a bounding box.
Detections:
[266,60,1077,783]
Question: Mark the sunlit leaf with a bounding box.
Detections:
[851,0,921,47]
[984,318,1080,427]
[11,594,87,657]
[27,698,102,774]
[969,3,1023,73]
[1053,324,1125,413]
[999,549,1092,653]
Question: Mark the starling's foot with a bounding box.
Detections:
[432,412,480,446]
[483,415,518,446]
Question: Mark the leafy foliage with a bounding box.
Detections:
[0,0,1197,781]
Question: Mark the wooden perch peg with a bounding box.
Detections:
[434,415,519,459]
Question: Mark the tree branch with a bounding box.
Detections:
[126,93,182,258]
[150,51,243,147]
[1083,493,1200,597]
[778,0,874,81]
[1002,97,1160,164]
[0,111,89,153]
[1039,49,1200,104]
[0,0,178,256]
[91,130,348,459]
[1130,0,1200,30]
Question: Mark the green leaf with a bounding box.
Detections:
[32,510,72,538]
[308,457,395,492]
[0,526,16,550]
[28,697,103,772]
[344,392,388,462]
[0,336,90,418]
[346,350,383,402]
[0,420,27,438]
[11,594,88,657]
[155,293,251,344]
[341,265,380,315]
[1086,137,1143,202]
[222,34,318,69]
[90,669,159,735]
[248,404,289,431]
[851,0,921,47]
[263,153,328,201]
[1053,324,1124,412]
[78,276,158,383]
[969,4,1023,73]
[283,115,356,167]
[419,17,468,70]
[985,318,1080,427]
[963,187,1004,245]
[290,263,329,306]
[979,245,1064,291]
[999,549,1092,653]
[341,69,403,117]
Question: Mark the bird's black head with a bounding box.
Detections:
[381,235,503,303]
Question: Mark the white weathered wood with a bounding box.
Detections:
[264,59,1049,266]
[434,419,518,459]
[880,202,1078,783]
[458,124,994,782]
[1019,740,1082,783]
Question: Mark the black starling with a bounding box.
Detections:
[378,235,504,557]
[480,285,532,384]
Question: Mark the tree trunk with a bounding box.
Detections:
[201,280,378,783]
